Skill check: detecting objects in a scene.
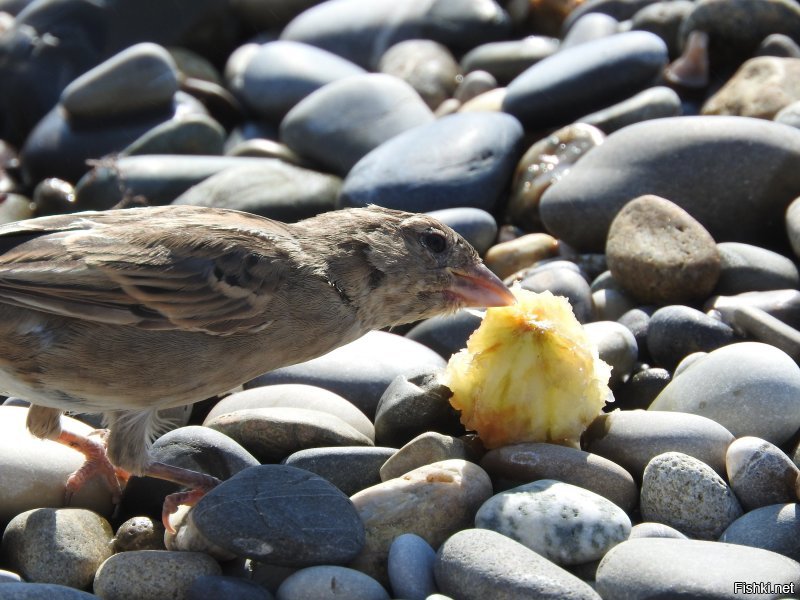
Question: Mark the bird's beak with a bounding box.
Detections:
[448,263,517,308]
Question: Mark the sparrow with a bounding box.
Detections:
[0,204,514,528]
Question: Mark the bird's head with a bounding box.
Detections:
[304,206,516,330]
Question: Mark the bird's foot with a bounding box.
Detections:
[144,461,221,533]
[58,429,126,505]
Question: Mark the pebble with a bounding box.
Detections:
[577,85,682,134]
[714,241,800,295]
[113,516,166,553]
[720,503,800,561]
[612,366,671,410]
[453,70,497,104]
[759,32,800,58]
[596,537,800,599]
[204,407,372,463]
[379,432,469,481]
[377,40,460,110]
[583,320,638,386]
[646,305,735,370]
[480,442,637,512]
[641,451,743,539]
[349,459,493,583]
[425,207,498,256]
[475,479,631,565]
[606,194,721,304]
[628,522,688,540]
[631,0,695,58]
[280,0,510,69]
[726,436,799,511]
[339,112,523,213]
[171,161,340,222]
[702,56,800,119]
[1,508,113,589]
[560,12,619,49]
[230,41,365,122]
[503,31,668,130]
[204,384,375,441]
[0,406,114,522]
[190,464,365,565]
[280,73,434,175]
[387,533,438,600]
[283,446,396,496]
[460,36,560,85]
[187,575,274,600]
[484,233,559,279]
[121,113,226,157]
[0,583,99,599]
[404,310,483,360]
[516,261,594,323]
[583,409,734,479]
[0,569,22,583]
[276,566,389,600]
[118,424,259,521]
[373,371,465,447]
[650,342,800,445]
[94,550,221,600]
[707,288,800,330]
[246,331,446,419]
[434,528,601,600]
[540,116,800,251]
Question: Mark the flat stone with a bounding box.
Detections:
[338,112,523,214]
[583,409,735,479]
[379,432,470,481]
[596,537,800,599]
[435,528,601,600]
[650,342,800,445]
[204,384,374,441]
[480,442,637,512]
[640,451,743,539]
[280,73,434,175]
[1,508,113,589]
[460,36,560,85]
[187,575,273,600]
[0,583,98,598]
[578,85,682,134]
[93,550,221,600]
[713,242,800,295]
[121,113,225,157]
[628,522,688,540]
[190,465,365,565]
[502,31,667,130]
[540,116,800,251]
[350,459,492,583]
[606,195,721,304]
[171,161,339,223]
[248,331,447,420]
[205,407,372,463]
[475,479,631,565]
[646,305,735,371]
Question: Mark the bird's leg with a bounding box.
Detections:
[144,462,221,533]
[105,409,221,533]
[25,404,124,504]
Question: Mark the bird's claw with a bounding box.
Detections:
[162,482,219,534]
[60,429,126,505]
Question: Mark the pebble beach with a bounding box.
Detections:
[3,0,800,598]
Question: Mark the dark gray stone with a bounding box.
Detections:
[233,41,366,121]
[714,242,800,295]
[405,310,483,359]
[584,321,638,386]
[0,583,98,598]
[374,371,464,447]
[172,162,339,222]
[720,503,800,561]
[460,36,559,85]
[280,73,433,175]
[631,0,696,58]
[517,262,593,323]
[338,112,523,213]
[540,116,800,251]
[192,465,365,565]
[283,446,397,496]
[646,305,735,371]
[611,367,671,410]
[426,208,498,256]
[121,114,226,157]
[578,86,682,134]
[281,0,511,70]
[187,575,274,600]
[502,31,667,130]
[726,437,798,511]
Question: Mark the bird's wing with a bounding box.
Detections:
[0,206,299,335]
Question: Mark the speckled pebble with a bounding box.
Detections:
[475,479,630,565]
[93,550,221,600]
[640,451,743,539]
[113,516,166,553]
[726,436,799,511]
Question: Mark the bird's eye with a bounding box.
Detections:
[421,229,448,253]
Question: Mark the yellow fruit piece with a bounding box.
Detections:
[442,286,611,448]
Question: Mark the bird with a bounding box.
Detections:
[0,204,515,528]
